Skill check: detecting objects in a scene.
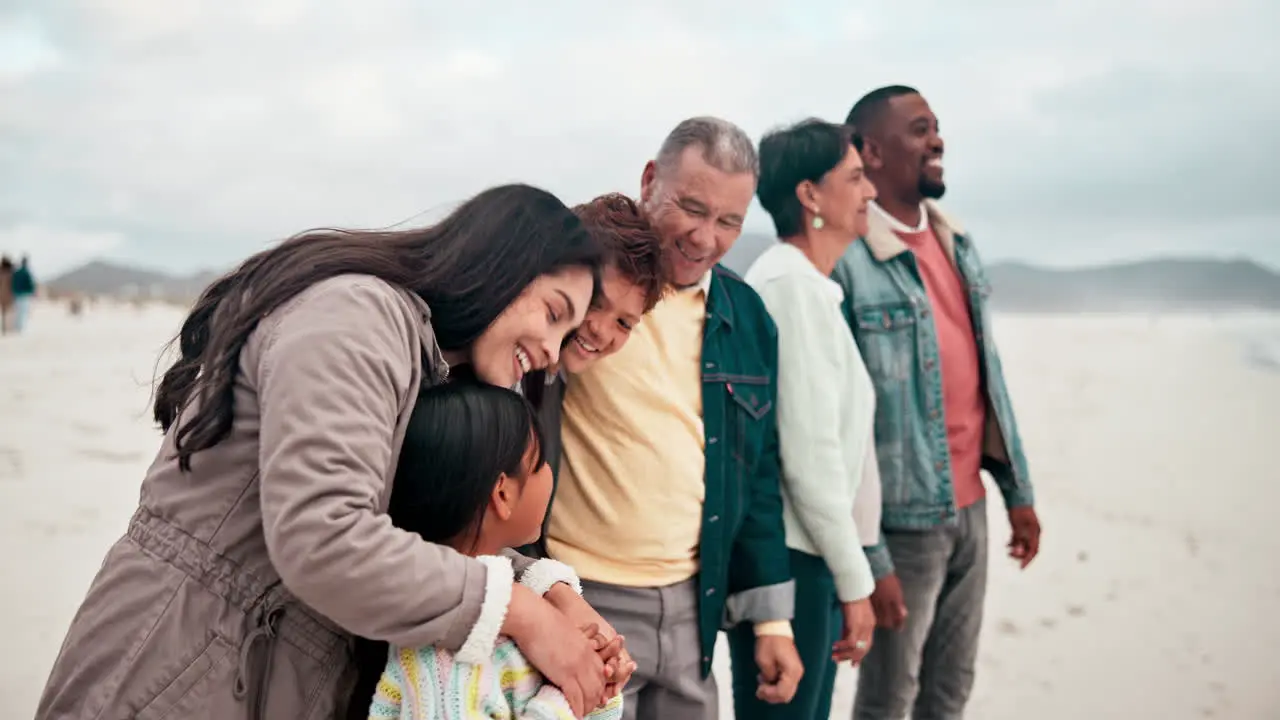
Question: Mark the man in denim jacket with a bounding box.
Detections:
[834,86,1043,719]
[540,118,803,720]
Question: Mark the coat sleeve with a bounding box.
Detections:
[854,436,883,549]
[723,306,795,626]
[757,276,875,603]
[252,277,505,652]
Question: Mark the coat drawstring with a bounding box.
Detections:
[233,598,285,720]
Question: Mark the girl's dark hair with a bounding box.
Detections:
[389,378,545,551]
[349,377,544,719]
[756,119,864,238]
[154,183,602,471]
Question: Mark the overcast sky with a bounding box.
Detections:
[2,0,1276,276]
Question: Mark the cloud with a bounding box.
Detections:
[0,223,124,274]
[0,0,1276,274]
[0,14,61,80]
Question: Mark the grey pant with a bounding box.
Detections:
[580,577,718,720]
[854,499,989,720]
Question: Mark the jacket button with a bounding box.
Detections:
[921,308,931,318]
[929,409,940,420]
[706,587,716,596]
[924,358,935,370]
[705,362,716,369]
[708,515,719,523]
[706,312,713,320]
[935,460,945,471]
[708,437,718,445]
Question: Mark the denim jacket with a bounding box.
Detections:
[832,201,1033,578]
[525,265,793,678]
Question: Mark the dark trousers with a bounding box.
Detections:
[728,549,840,720]
[854,498,990,720]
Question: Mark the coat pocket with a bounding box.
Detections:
[266,606,358,720]
[135,632,237,720]
[852,303,916,382]
[725,376,772,469]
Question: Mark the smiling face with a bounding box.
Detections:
[805,143,878,240]
[466,267,593,387]
[640,146,756,288]
[867,92,946,203]
[560,265,649,374]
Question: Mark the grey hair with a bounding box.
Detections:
[654,116,759,179]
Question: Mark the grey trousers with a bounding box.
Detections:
[854,499,989,720]
[580,577,718,720]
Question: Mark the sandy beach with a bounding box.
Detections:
[3,300,1279,719]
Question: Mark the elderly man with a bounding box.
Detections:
[838,85,1042,719]
[541,117,803,720]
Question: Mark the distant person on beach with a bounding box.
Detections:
[0,255,14,334]
[539,117,803,720]
[37,184,634,720]
[358,380,623,719]
[735,119,883,720]
[838,86,1041,719]
[10,254,36,333]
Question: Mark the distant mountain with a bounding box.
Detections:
[982,258,1280,312]
[46,260,219,303]
[721,234,1280,312]
[45,251,1280,312]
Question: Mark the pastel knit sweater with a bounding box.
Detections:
[367,555,624,720]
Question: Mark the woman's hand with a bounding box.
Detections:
[832,597,876,665]
[546,583,637,705]
[579,623,627,701]
[504,584,605,718]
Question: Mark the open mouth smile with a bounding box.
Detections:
[675,238,708,263]
[515,345,532,376]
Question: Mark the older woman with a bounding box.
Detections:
[733,119,882,720]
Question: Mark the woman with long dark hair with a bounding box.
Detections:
[37,184,627,720]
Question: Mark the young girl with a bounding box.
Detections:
[363,379,624,719]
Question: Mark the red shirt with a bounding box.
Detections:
[895,225,987,509]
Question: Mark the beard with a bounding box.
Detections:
[919,176,946,200]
